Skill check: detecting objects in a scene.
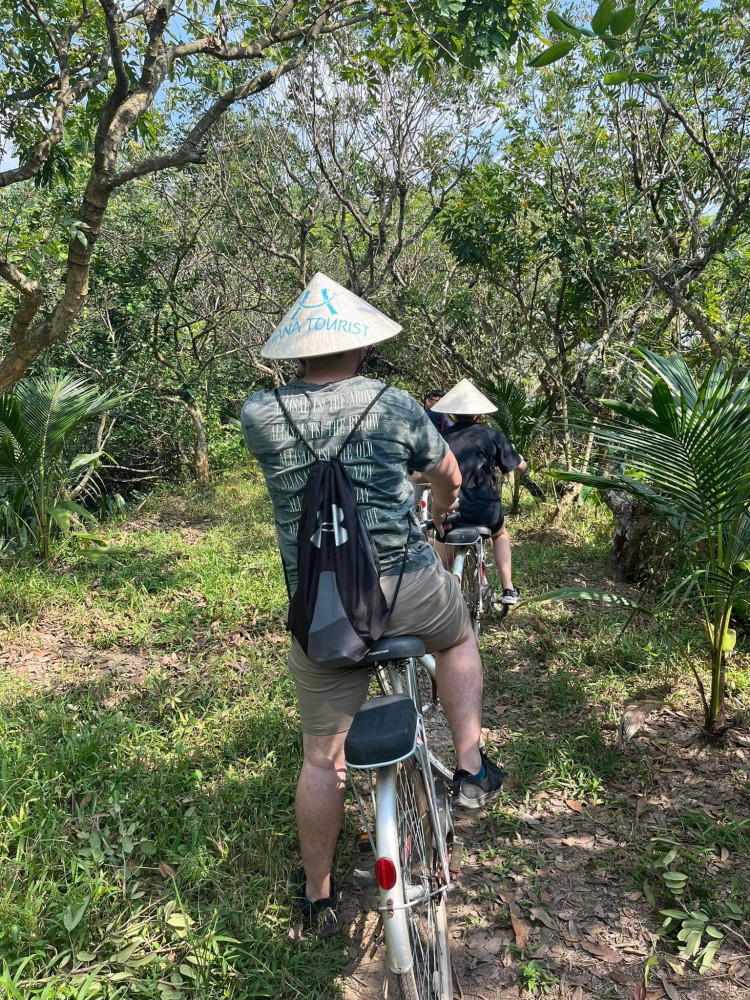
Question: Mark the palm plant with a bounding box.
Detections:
[477,374,548,511]
[0,374,118,560]
[553,350,750,734]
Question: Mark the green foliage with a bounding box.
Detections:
[0,374,118,559]
[641,843,745,973]
[554,351,750,731]
[522,586,643,610]
[530,0,737,88]
[519,959,558,994]
[477,375,548,460]
[527,39,574,67]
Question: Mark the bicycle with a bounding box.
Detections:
[344,553,462,1000]
[415,486,508,636]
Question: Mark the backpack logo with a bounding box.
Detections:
[311,505,348,547]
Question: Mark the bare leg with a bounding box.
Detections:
[492,525,513,591]
[434,538,453,571]
[296,731,347,902]
[435,625,483,775]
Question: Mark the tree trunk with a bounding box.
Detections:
[601,491,652,583]
[171,397,211,483]
[509,470,522,515]
[706,649,727,733]
[186,400,211,483]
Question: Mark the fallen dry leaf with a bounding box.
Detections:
[610,970,631,985]
[658,973,680,1000]
[633,983,646,1000]
[581,940,623,964]
[720,847,729,862]
[466,944,495,963]
[570,987,583,1000]
[159,862,176,878]
[566,799,585,814]
[511,912,530,951]
[620,700,662,743]
[529,907,558,931]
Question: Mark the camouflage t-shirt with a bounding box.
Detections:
[241,376,448,591]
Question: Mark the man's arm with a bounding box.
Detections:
[422,450,461,537]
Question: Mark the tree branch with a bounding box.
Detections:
[0,53,110,189]
[170,2,369,61]
[0,260,45,343]
[111,7,349,190]
[98,0,130,96]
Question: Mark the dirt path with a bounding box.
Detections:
[336,685,750,1000]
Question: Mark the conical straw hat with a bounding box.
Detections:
[261,272,402,359]
[430,378,497,414]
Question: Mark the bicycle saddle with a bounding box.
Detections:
[345,694,419,768]
[356,635,426,664]
[441,527,480,545]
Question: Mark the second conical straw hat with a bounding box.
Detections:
[430,378,497,414]
[261,272,402,359]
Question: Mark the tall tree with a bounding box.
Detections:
[0,0,538,391]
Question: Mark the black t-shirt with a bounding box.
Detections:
[443,421,521,527]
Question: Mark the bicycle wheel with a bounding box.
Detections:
[460,546,480,640]
[394,758,452,1000]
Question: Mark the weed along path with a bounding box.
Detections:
[1,473,748,1000]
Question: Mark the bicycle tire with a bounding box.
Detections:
[394,758,452,1000]
[459,546,480,640]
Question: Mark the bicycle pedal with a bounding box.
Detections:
[449,838,464,879]
[355,832,372,855]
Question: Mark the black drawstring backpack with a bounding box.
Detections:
[274,387,408,667]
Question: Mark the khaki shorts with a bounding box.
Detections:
[288,558,471,736]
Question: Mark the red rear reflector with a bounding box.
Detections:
[420,500,427,508]
[375,857,397,890]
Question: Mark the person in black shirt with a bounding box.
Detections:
[424,390,454,433]
[432,379,526,606]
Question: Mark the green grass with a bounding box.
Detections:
[1,475,748,997]
[0,471,344,999]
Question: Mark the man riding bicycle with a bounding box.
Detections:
[432,378,526,606]
[241,275,503,936]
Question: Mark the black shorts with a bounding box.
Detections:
[447,510,504,537]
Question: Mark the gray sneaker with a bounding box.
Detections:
[452,750,504,810]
